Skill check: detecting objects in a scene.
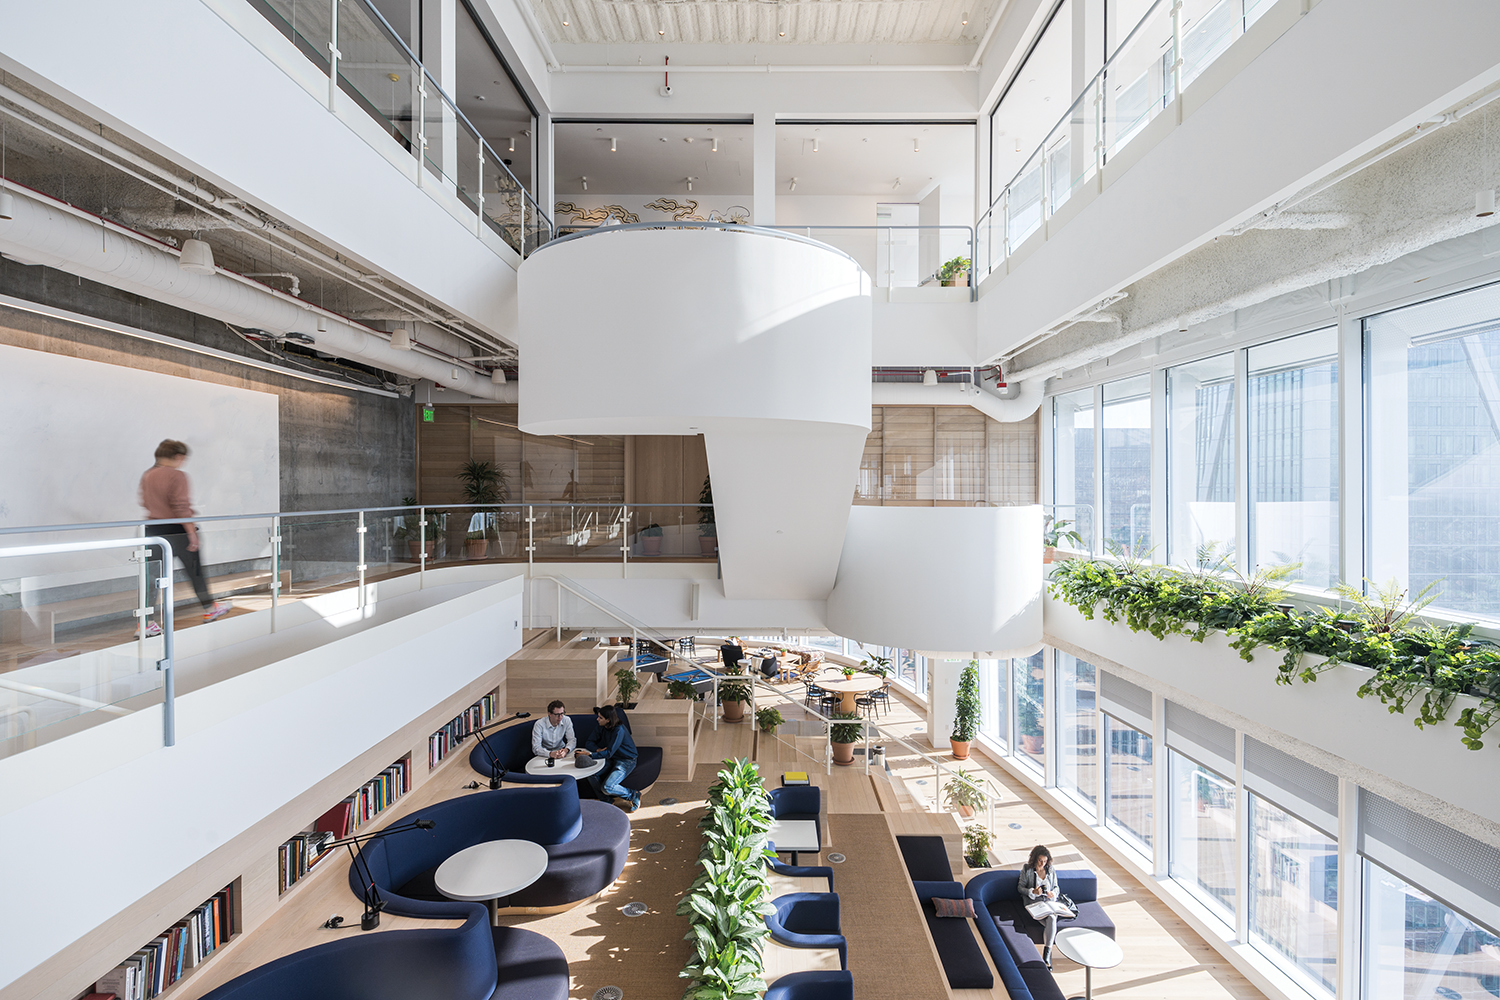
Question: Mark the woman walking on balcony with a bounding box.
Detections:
[139,439,229,630]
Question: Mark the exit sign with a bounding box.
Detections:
[422,405,434,422]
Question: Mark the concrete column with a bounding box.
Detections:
[928,655,965,752]
[421,0,459,188]
[753,110,776,226]
[536,109,555,229]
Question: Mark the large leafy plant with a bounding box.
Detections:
[677,758,775,1000]
[952,659,981,742]
[1050,556,1500,751]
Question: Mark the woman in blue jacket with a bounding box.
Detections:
[578,704,640,811]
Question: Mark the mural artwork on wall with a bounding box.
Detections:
[554,199,751,228]
[554,203,640,225]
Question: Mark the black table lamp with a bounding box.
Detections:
[469,711,532,790]
[324,818,437,930]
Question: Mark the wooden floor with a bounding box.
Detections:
[166,667,1266,1000]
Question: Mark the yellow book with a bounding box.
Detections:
[782,771,809,786]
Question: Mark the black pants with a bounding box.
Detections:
[147,524,215,609]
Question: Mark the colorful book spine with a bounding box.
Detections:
[428,693,497,769]
[96,884,235,999]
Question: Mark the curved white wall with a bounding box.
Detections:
[517,228,872,599]
[826,505,1044,653]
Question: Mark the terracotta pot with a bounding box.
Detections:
[722,699,746,723]
[831,741,856,766]
[698,536,718,555]
[1022,734,1043,754]
[465,539,488,559]
[642,536,662,556]
[1043,547,1057,564]
[950,739,972,760]
[406,540,435,561]
[957,804,976,818]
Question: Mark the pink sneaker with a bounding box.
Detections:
[203,601,231,622]
[138,621,163,638]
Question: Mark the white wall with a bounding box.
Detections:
[0,0,519,339]
[826,505,1043,652]
[518,227,871,600]
[976,0,1500,362]
[0,344,279,575]
[0,574,522,992]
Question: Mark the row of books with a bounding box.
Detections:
[94,884,235,1000]
[314,757,411,840]
[427,692,498,769]
[276,829,337,895]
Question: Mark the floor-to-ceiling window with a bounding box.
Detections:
[1167,353,1236,566]
[1014,651,1046,773]
[1103,374,1152,555]
[1166,702,1238,920]
[1247,328,1339,588]
[1053,386,1097,548]
[1056,653,1098,809]
[1367,281,1500,618]
[979,658,1009,750]
[1249,797,1338,994]
[1362,862,1500,1000]
[1104,715,1154,850]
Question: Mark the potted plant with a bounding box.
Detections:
[964,826,993,869]
[719,668,752,722]
[840,664,858,679]
[860,653,892,676]
[828,712,864,766]
[944,772,987,818]
[698,474,718,556]
[666,678,698,700]
[756,706,784,733]
[1043,515,1086,564]
[641,522,664,557]
[1018,695,1044,755]
[456,459,509,555]
[615,667,641,709]
[938,255,971,287]
[950,659,981,759]
[464,528,489,559]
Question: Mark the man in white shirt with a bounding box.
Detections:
[532,700,576,759]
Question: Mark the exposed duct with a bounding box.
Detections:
[0,186,515,401]
[870,379,1042,421]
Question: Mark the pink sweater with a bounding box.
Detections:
[139,465,196,521]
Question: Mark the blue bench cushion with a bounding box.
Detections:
[911,881,993,990]
[764,970,854,1000]
[509,800,630,908]
[965,869,1113,1000]
[489,925,570,1000]
[896,836,952,882]
[471,710,663,794]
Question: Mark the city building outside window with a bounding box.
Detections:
[1103,374,1152,556]
[1361,860,1500,1000]
[1247,328,1339,589]
[1248,795,1338,996]
[1167,353,1236,566]
[1014,652,1046,773]
[978,658,1009,750]
[1104,714,1154,851]
[1056,652,1098,810]
[1053,386,1097,548]
[1168,749,1237,920]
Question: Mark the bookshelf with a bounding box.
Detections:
[428,691,498,769]
[275,755,412,896]
[92,879,239,1000]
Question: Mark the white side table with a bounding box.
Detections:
[768,818,821,865]
[1052,926,1122,1000]
[435,839,549,924]
[526,754,605,780]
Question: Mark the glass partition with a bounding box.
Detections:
[1057,652,1099,810]
[1167,353,1236,566]
[1102,0,1173,160]
[979,657,1008,750]
[1248,329,1339,588]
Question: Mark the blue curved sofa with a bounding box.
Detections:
[468,709,663,794]
[964,869,1113,1000]
[198,900,567,1000]
[764,970,854,1000]
[352,781,629,911]
[765,893,846,970]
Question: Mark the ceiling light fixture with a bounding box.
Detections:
[686,176,696,192]
[178,238,216,274]
[507,137,516,153]
[390,325,413,350]
[813,138,820,153]
[610,137,618,152]
[789,177,798,191]
[1478,189,1496,218]
[316,315,328,333]
[913,139,920,153]
[961,11,969,24]
[491,367,507,384]
[582,176,588,191]
[892,177,902,190]
[712,137,719,152]
[659,5,666,35]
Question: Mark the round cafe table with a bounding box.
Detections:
[817,673,885,715]
[1052,926,1123,1000]
[526,754,606,780]
[434,838,548,925]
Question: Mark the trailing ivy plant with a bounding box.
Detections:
[1050,557,1500,751]
[677,757,775,1000]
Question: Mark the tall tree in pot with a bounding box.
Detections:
[950,659,981,759]
[456,460,508,558]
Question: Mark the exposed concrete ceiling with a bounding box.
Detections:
[1003,87,1500,384]
[534,0,1004,47]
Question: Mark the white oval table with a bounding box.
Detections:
[1052,926,1122,1000]
[525,754,605,780]
[434,838,549,924]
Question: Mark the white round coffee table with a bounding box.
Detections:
[526,754,605,779]
[434,839,549,924]
[1053,927,1122,1000]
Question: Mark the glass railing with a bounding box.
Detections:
[248,0,551,256]
[770,226,976,295]
[977,0,1274,280]
[0,502,714,757]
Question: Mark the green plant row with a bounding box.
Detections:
[676,758,775,1000]
[1048,556,1500,751]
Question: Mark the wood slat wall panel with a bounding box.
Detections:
[935,407,986,504]
[855,405,1039,506]
[988,410,1039,504]
[882,406,936,502]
